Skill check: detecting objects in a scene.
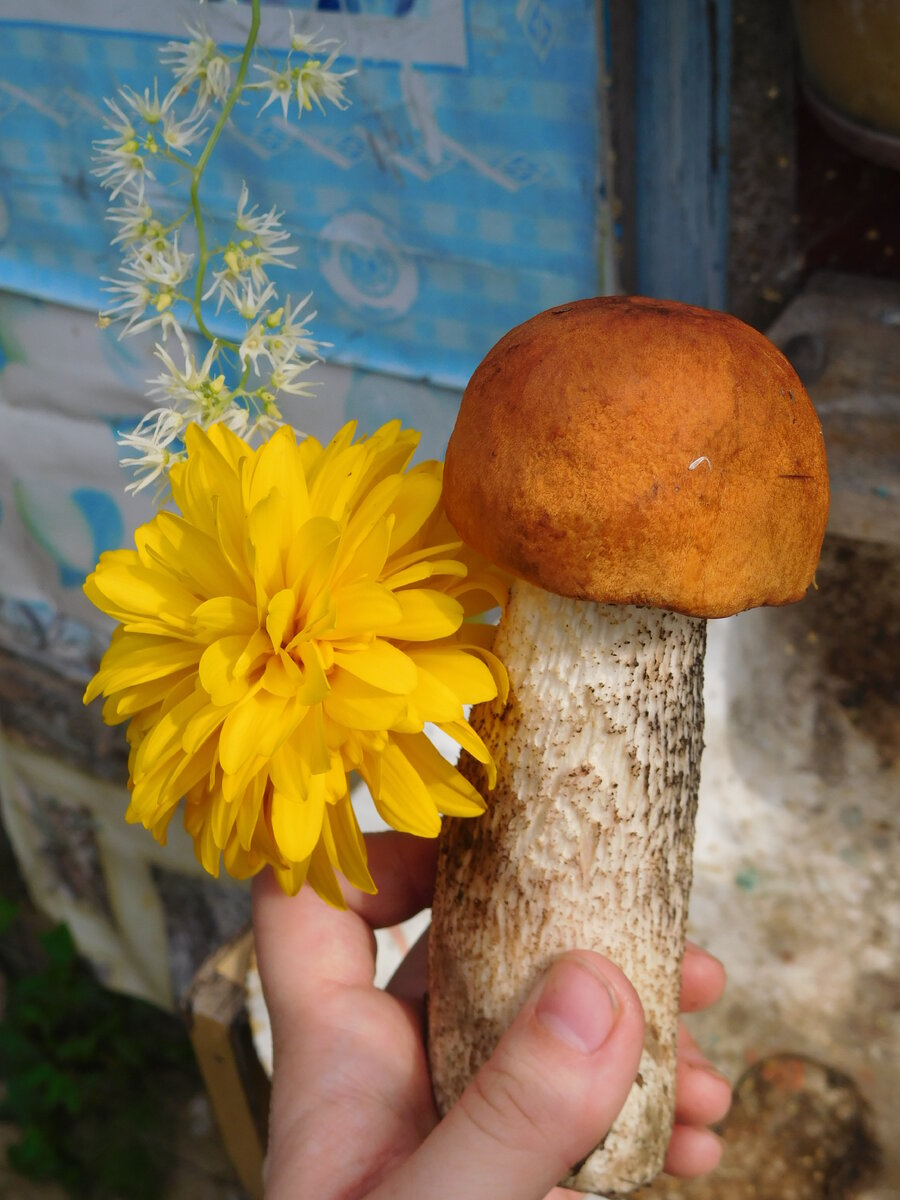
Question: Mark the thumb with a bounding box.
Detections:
[372,951,645,1200]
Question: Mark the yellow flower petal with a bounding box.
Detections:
[285,517,341,609]
[100,671,195,722]
[436,718,497,787]
[407,646,499,706]
[131,723,217,826]
[324,673,407,731]
[305,836,347,909]
[182,700,227,756]
[222,836,264,881]
[222,753,269,803]
[334,475,402,584]
[213,490,251,581]
[449,574,510,617]
[247,423,309,530]
[131,677,202,783]
[196,817,222,877]
[323,793,376,895]
[365,740,441,838]
[292,589,337,644]
[356,420,418,487]
[143,512,248,602]
[199,636,257,705]
[85,633,199,704]
[87,555,196,631]
[380,558,467,591]
[234,770,267,851]
[192,596,258,641]
[262,649,305,698]
[387,467,442,555]
[271,777,326,862]
[331,582,402,638]
[335,515,393,592]
[393,732,486,818]
[265,587,297,650]
[205,420,253,473]
[269,712,333,787]
[384,539,463,579]
[331,638,417,694]
[453,630,510,705]
[391,589,463,641]
[300,707,333,776]
[405,664,464,725]
[234,628,270,677]
[296,643,332,705]
[249,488,288,602]
[271,858,312,897]
[210,791,241,851]
[219,691,305,775]
[309,440,368,522]
[82,418,510,906]
[175,425,244,540]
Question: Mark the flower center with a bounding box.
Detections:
[262,585,338,683]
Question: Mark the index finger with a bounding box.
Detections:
[680,941,726,1013]
[349,830,438,928]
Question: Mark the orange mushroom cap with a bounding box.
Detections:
[443,296,830,619]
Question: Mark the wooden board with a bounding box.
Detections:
[184,928,270,1200]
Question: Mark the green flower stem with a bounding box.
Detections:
[160,209,192,238]
[189,0,261,342]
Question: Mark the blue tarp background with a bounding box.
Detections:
[0,0,613,621]
[0,0,609,388]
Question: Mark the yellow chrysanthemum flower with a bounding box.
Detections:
[83,419,509,903]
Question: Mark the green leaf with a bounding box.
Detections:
[6,1124,62,1180]
[40,923,77,967]
[0,896,19,936]
[0,915,200,1199]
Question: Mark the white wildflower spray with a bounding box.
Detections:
[93,0,352,492]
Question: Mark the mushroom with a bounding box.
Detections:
[427,297,830,1195]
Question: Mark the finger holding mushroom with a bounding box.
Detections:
[427,297,830,1196]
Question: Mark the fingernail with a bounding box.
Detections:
[682,1045,712,1069]
[535,957,620,1054]
[682,1047,728,1081]
[699,1064,733,1089]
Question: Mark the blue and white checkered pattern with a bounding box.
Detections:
[0,0,610,390]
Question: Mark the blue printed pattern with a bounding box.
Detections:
[0,0,607,389]
[12,483,123,588]
[0,289,462,610]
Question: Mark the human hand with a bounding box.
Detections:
[252,831,730,1200]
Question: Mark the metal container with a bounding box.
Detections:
[793,0,900,168]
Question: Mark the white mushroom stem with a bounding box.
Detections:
[428,579,707,1196]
